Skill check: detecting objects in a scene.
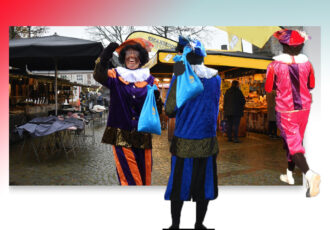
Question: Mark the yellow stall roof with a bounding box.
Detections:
[149,49,273,78]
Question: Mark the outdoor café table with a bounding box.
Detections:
[17,116,84,161]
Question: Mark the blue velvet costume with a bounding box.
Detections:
[173,74,221,140]
[165,65,221,201]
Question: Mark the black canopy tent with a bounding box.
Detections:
[9,34,103,114]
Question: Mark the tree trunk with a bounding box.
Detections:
[9,27,16,39]
[27,26,31,38]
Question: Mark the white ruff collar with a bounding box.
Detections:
[273,53,309,64]
[116,67,150,83]
[190,64,218,79]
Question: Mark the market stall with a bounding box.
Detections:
[9,35,103,146]
[149,49,273,139]
[220,73,269,135]
[9,34,103,115]
[9,69,78,143]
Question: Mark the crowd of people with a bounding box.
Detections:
[79,91,109,110]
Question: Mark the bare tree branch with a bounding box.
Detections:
[87,26,135,45]
[9,26,49,39]
[151,26,208,40]
[86,26,211,49]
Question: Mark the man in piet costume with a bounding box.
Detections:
[265,29,321,197]
[93,38,159,186]
[164,36,221,229]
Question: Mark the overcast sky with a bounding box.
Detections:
[46,26,252,52]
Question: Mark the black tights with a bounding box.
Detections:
[196,200,209,227]
[171,201,183,227]
[290,153,309,174]
[170,200,209,228]
[288,161,295,171]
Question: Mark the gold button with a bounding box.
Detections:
[132,117,136,120]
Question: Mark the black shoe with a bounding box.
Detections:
[195,223,207,229]
[227,138,233,142]
[168,224,179,229]
[233,139,241,143]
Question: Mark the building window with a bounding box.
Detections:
[77,74,83,81]
[61,75,67,80]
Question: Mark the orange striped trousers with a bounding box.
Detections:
[112,146,152,185]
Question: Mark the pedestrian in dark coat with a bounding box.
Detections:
[223,80,246,142]
[266,90,278,138]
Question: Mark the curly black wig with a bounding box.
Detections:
[175,43,204,65]
[119,43,149,67]
[175,43,185,53]
[187,52,204,65]
[282,43,304,56]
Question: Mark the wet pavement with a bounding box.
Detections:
[10,121,118,185]
[152,130,302,186]
[217,133,302,185]
[9,123,302,186]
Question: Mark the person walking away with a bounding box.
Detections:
[265,29,320,197]
[223,80,246,143]
[164,36,220,229]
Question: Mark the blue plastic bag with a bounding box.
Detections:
[138,85,161,135]
[174,46,204,108]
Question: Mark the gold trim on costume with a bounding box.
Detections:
[102,126,152,149]
[170,136,219,158]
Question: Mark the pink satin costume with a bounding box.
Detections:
[265,55,315,159]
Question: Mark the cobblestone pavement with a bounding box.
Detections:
[10,121,118,185]
[217,133,302,185]
[10,123,302,186]
[152,131,302,186]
